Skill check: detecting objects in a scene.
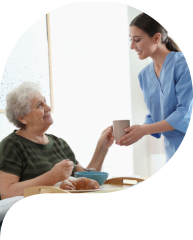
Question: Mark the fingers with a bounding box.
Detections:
[118,137,133,146]
[116,133,131,144]
[124,125,139,133]
[116,139,135,146]
[124,126,131,132]
[104,126,113,134]
[61,159,74,167]
[117,139,135,146]
[59,160,74,176]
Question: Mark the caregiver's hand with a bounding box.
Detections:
[97,126,115,150]
[117,125,146,146]
[47,159,74,184]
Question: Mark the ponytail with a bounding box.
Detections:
[130,13,181,52]
[165,37,181,52]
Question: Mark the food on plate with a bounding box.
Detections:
[60,177,100,190]
[60,179,76,190]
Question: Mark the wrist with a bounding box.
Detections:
[101,148,108,157]
[96,142,108,154]
[88,140,108,170]
[142,124,151,135]
[45,171,56,186]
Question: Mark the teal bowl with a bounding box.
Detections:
[74,171,109,186]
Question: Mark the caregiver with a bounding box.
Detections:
[117,13,193,162]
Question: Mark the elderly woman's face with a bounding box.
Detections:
[23,93,53,131]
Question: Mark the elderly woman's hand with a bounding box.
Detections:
[47,159,74,184]
[97,126,115,150]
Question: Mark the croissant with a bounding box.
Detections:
[60,177,100,190]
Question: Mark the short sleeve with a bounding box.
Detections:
[144,113,161,139]
[166,55,193,133]
[0,143,24,177]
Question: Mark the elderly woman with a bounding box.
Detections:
[0,82,114,199]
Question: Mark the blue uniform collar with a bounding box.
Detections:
[149,51,174,90]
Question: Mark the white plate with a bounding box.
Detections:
[54,186,105,193]
[54,182,62,186]
[66,186,105,193]
[54,181,104,193]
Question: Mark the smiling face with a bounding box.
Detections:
[129,26,160,60]
[19,92,53,132]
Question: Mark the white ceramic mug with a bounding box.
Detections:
[112,120,130,142]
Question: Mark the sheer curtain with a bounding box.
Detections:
[49,3,134,178]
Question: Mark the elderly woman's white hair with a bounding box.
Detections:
[5,81,42,128]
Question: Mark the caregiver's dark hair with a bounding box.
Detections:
[130,13,181,52]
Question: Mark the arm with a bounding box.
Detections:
[143,120,174,135]
[74,126,114,172]
[0,171,53,199]
[144,113,161,139]
[86,126,114,171]
[165,56,193,133]
[86,144,108,171]
[119,55,193,146]
[117,120,174,146]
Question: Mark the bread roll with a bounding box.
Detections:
[60,179,76,190]
[73,177,100,190]
[60,177,99,190]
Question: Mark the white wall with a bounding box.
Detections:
[47,3,134,178]
[0,114,16,141]
[0,3,134,179]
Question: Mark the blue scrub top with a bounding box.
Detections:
[138,51,193,162]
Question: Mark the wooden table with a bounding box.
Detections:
[24,177,145,198]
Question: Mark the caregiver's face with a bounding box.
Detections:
[129,26,157,60]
